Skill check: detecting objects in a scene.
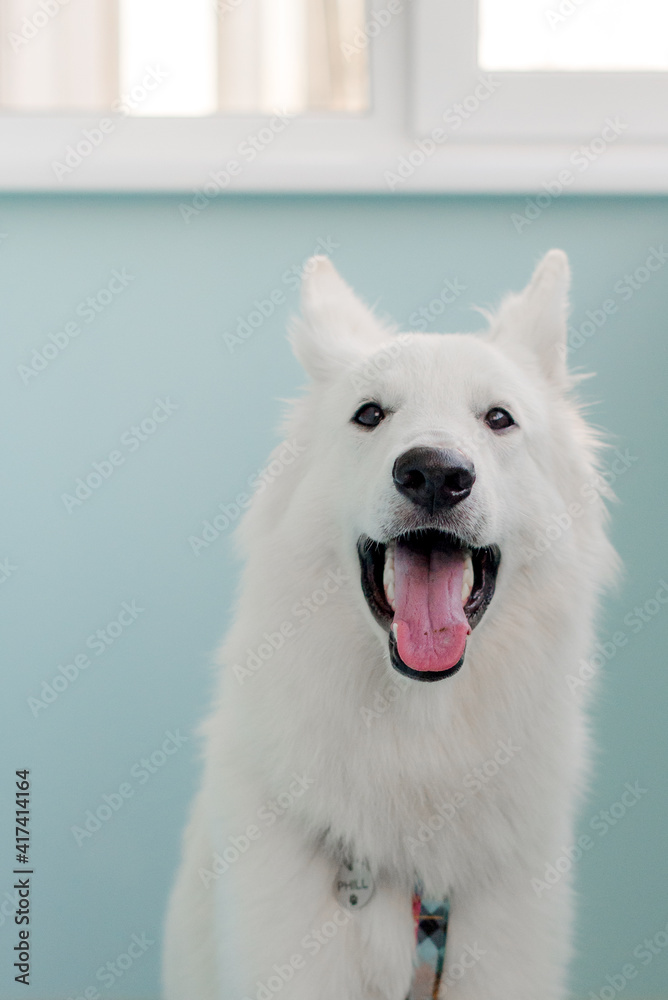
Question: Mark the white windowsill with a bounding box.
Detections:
[1,115,667,193]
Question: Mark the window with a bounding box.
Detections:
[479,0,668,72]
[0,0,368,114]
[0,0,666,191]
[412,0,668,141]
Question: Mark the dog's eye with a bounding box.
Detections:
[485,407,516,431]
[352,403,385,428]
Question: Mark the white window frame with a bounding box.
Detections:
[1,0,667,192]
[413,0,668,140]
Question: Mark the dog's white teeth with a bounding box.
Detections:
[383,543,396,610]
[461,553,474,605]
[392,622,398,637]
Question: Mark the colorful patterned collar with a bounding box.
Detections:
[408,892,450,1000]
[335,859,449,999]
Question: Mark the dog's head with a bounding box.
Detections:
[287,251,597,682]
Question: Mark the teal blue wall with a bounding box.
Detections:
[0,194,666,998]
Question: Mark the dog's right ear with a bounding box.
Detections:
[290,257,389,380]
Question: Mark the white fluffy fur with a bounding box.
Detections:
[164,252,617,1000]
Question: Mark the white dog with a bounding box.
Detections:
[164,251,617,1000]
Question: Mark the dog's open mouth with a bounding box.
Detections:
[358,531,500,682]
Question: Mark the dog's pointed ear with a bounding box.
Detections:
[290,257,389,380]
[489,249,571,386]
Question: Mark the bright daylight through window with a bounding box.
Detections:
[479,0,668,71]
[0,0,368,114]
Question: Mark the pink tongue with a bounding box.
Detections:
[393,544,470,672]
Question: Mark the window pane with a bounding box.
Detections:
[217,0,368,113]
[120,0,218,116]
[0,0,118,110]
[0,0,368,113]
[479,0,668,71]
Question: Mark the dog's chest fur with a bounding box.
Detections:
[220,611,574,899]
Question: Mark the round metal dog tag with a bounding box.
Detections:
[335,858,375,910]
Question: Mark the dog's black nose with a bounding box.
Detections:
[393,447,476,512]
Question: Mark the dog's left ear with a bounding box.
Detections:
[489,249,570,387]
[290,257,389,380]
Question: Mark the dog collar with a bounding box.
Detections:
[408,890,450,1000]
[335,860,449,999]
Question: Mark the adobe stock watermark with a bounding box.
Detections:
[385,77,501,190]
[198,774,315,888]
[406,738,522,853]
[584,918,668,1000]
[70,729,189,846]
[0,885,22,930]
[64,932,155,998]
[0,557,18,586]
[17,268,134,385]
[233,568,350,684]
[222,236,341,353]
[341,0,410,61]
[440,940,487,993]
[360,672,412,726]
[214,0,244,14]
[523,448,637,563]
[237,905,355,1000]
[546,0,590,29]
[407,277,468,331]
[27,600,145,717]
[350,334,411,392]
[511,117,628,232]
[566,579,668,698]
[562,246,668,356]
[531,781,648,896]
[178,111,295,223]
[189,439,306,555]
[350,279,472,395]
[51,67,169,181]
[61,397,179,513]
[7,0,69,54]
